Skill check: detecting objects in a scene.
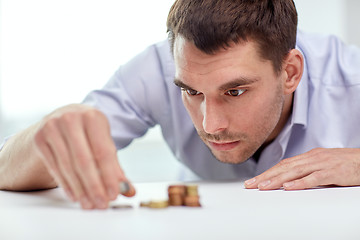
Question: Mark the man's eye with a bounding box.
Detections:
[226,89,246,97]
[185,89,201,96]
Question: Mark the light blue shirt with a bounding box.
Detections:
[74,31,360,180]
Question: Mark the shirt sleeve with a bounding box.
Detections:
[82,43,168,150]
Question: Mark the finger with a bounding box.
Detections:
[84,111,125,200]
[283,170,333,190]
[114,160,136,197]
[245,149,324,189]
[61,115,108,209]
[257,160,325,190]
[44,123,90,208]
[34,127,76,202]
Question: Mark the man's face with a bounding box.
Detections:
[174,36,286,164]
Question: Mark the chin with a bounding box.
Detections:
[211,150,251,165]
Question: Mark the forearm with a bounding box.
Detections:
[0,123,57,191]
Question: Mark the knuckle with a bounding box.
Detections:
[278,159,291,169]
[293,178,307,189]
[293,178,303,185]
[42,118,58,134]
[40,118,61,140]
[84,108,102,121]
[60,112,78,125]
[83,109,108,125]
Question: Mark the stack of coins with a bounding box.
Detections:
[168,185,186,206]
[184,185,201,207]
[140,184,201,209]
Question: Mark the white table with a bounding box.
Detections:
[0,181,359,240]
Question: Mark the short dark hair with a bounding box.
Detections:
[167,0,298,74]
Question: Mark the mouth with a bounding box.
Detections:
[207,140,240,151]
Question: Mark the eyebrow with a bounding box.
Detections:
[218,77,260,91]
[174,79,194,90]
[174,76,259,91]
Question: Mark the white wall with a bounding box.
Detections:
[294,0,360,46]
[0,0,174,138]
[344,0,360,46]
[295,0,345,41]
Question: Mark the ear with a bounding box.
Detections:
[281,49,304,95]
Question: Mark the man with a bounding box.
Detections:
[1,0,360,210]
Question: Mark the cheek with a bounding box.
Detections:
[230,93,276,129]
[182,94,203,126]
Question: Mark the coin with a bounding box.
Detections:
[110,204,133,209]
[168,194,184,206]
[184,195,201,207]
[119,181,130,194]
[186,185,199,196]
[168,185,186,206]
[168,185,186,195]
[140,200,169,209]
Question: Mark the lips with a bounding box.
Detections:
[208,140,240,151]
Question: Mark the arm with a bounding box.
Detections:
[245,148,360,190]
[0,104,135,209]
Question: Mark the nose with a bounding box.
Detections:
[201,97,228,134]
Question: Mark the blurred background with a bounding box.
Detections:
[0,0,359,182]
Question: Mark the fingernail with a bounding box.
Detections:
[258,180,271,188]
[283,181,295,189]
[80,196,92,209]
[245,178,256,186]
[119,181,130,194]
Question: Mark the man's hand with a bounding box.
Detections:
[33,104,135,209]
[244,148,360,190]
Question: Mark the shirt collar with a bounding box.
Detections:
[290,47,309,128]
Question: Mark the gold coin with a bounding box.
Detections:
[140,200,169,209]
[186,185,199,196]
[149,200,169,208]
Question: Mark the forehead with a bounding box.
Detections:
[173,35,267,77]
